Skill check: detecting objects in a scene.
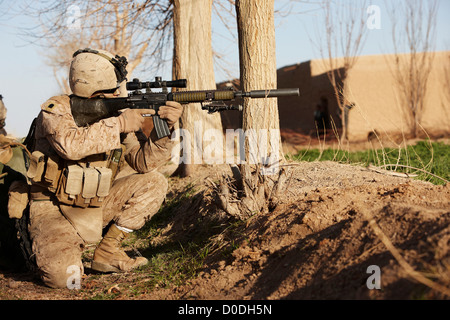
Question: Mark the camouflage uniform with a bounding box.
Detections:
[0,95,7,136]
[28,94,173,288]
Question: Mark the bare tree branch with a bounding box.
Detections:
[386,0,439,137]
[20,0,174,92]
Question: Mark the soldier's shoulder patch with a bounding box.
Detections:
[45,103,55,111]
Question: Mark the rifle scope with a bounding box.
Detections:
[127,77,187,91]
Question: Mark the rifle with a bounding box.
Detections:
[70,77,300,139]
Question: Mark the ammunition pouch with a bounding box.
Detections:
[27,146,124,208]
[27,150,61,193]
[8,180,29,219]
[56,164,112,208]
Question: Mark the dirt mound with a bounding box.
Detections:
[0,161,449,300]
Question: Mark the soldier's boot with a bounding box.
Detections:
[91,224,147,273]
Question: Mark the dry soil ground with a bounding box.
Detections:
[0,158,449,300]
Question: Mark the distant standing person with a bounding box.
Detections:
[0,95,7,136]
[314,96,329,134]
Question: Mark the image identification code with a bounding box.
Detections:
[178,303,272,317]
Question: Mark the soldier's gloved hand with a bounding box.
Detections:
[118,109,155,133]
[158,101,183,129]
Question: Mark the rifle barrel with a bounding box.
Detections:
[237,88,300,98]
[172,88,299,103]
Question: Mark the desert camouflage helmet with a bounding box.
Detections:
[69,48,128,98]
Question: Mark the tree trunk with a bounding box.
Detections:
[236,0,283,162]
[214,0,288,221]
[172,0,223,177]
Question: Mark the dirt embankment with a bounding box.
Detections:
[152,161,450,300]
[0,161,449,300]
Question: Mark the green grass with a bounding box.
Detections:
[288,140,449,185]
[127,182,204,290]
[135,182,197,240]
[120,181,225,294]
[140,243,207,286]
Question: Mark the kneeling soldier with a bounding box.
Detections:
[27,48,182,288]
